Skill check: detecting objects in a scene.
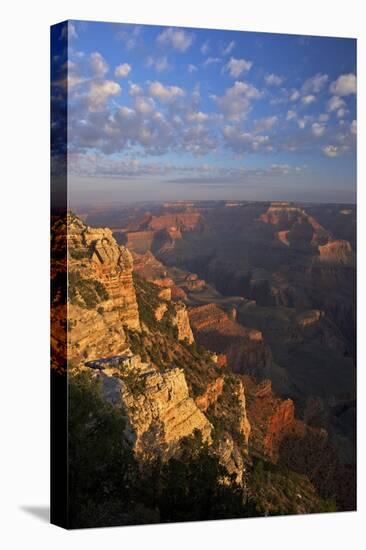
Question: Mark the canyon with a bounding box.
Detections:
[52,199,356,524]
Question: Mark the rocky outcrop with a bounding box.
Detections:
[65,213,140,365]
[260,202,329,246]
[125,231,155,254]
[236,380,251,447]
[154,302,168,321]
[317,239,354,265]
[92,361,212,460]
[189,303,270,376]
[172,302,194,343]
[243,376,304,463]
[148,211,202,232]
[195,377,224,411]
[182,273,206,292]
[215,435,245,485]
[263,399,295,462]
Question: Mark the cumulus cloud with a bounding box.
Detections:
[68,22,78,40]
[225,57,252,77]
[115,63,131,78]
[212,81,261,121]
[116,25,142,51]
[336,108,347,119]
[330,73,357,96]
[146,56,169,73]
[311,122,326,137]
[350,119,357,135]
[149,81,185,102]
[222,125,270,153]
[290,89,300,101]
[302,94,316,105]
[188,64,198,73]
[286,110,297,121]
[186,111,210,123]
[129,82,143,96]
[265,73,283,86]
[254,116,278,132]
[87,80,121,111]
[323,145,341,157]
[327,95,346,112]
[157,27,194,52]
[203,57,222,67]
[222,40,235,55]
[318,113,329,122]
[297,117,309,129]
[90,52,108,77]
[200,40,210,55]
[134,96,155,115]
[301,73,328,94]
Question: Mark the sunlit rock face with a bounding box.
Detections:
[54,214,141,367]
[92,360,212,460]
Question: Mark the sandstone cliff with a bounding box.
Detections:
[89,359,212,460]
[58,214,141,366]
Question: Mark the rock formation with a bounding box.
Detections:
[59,213,141,365]
[91,359,212,460]
[172,302,194,343]
[316,239,355,265]
[189,303,271,376]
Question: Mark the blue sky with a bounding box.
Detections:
[57,20,357,204]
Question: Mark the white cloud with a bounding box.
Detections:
[157,27,193,52]
[204,57,222,67]
[116,25,142,51]
[188,64,198,73]
[323,145,340,157]
[222,40,235,55]
[327,95,346,112]
[90,52,108,77]
[201,41,210,55]
[254,116,278,132]
[297,117,309,129]
[222,125,270,153]
[311,122,326,137]
[318,113,329,122]
[302,94,316,105]
[149,81,185,102]
[337,108,347,119]
[286,110,297,121]
[119,106,135,118]
[147,56,169,73]
[302,73,328,94]
[265,73,283,86]
[330,73,357,96]
[68,22,78,40]
[129,82,142,96]
[88,80,121,111]
[225,57,252,78]
[212,81,261,121]
[290,89,300,101]
[351,120,357,135]
[186,111,209,123]
[115,63,131,78]
[134,96,155,115]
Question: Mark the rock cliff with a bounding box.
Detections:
[189,303,271,376]
[90,359,212,460]
[64,214,140,365]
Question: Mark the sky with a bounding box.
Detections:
[52,20,357,205]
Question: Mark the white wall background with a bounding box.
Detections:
[0,1,364,548]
